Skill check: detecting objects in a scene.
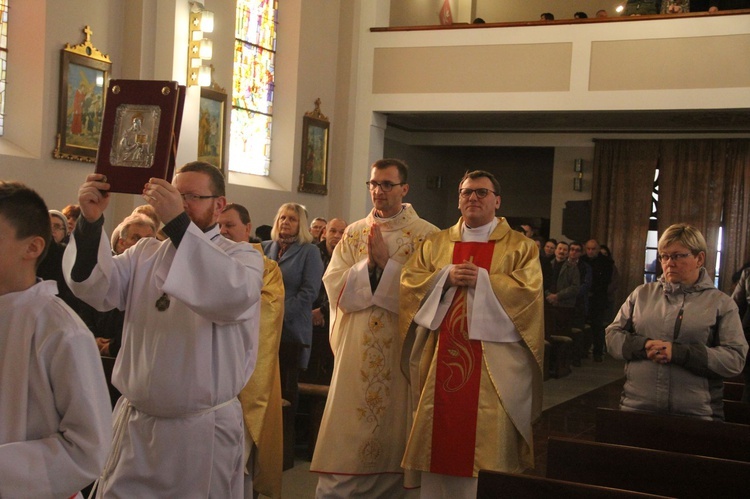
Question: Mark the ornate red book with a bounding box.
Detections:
[95,79,184,194]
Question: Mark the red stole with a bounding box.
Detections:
[430,241,496,476]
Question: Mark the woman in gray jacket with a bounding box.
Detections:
[732,265,750,401]
[606,224,747,421]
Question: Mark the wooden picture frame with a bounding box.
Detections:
[198,86,228,173]
[298,99,329,195]
[53,26,112,163]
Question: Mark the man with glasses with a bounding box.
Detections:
[63,162,264,497]
[400,170,544,497]
[311,158,438,498]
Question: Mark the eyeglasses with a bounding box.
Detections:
[658,252,692,263]
[181,193,219,202]
[459,188,497,199]
[366,181,405,192]
[51,223,66,231]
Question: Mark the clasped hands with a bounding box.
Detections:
[367,223,390,271]
[446,260,478,289]
[645,339,672,364]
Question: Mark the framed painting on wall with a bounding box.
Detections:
[53,25,111,163]
[298,99,329,195]
[198,87,228,172]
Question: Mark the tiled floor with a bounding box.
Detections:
[275,355,626,498]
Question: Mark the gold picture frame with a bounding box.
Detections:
[298,99,329,195]
[53,26,112,163]
[198,86,228,173]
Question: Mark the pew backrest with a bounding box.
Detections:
[546,436,750,498]
[596,407,750,461]
[477,470,673,498]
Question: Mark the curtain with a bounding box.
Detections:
[720,140,750,294]
[657,140,726,279]
[593,139,750,298]
[591,140,659,310]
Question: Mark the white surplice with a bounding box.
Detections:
[0,280,112,498]
[63,223,263,497]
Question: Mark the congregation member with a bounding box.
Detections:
[38,209,96,327]
[131,203,163,238]
[0,181,112,497]
[62,203,81,234]
[543,239,557,261]
[568,241,591,364]
[222,202,285,499]
[732,264,750,402]
[606,224,747,420]
[400,170,544,498]
[709,0,750,12]
[307,217,347,382]
[544,241,580,339]
[311,159,438,497]
[219,202,261,243]
[63,163,264,496]
[262,202,324,454]
[49,209,69,245]
[582,239,614,362]
[111,213,156,255]
[568,241,592,329]
[310,217,327,242]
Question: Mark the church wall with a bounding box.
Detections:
[344,1,750,239]
[0,0,348,232]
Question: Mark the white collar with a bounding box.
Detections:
[461,218,498,242]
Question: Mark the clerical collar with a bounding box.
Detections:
[374,205,405,222]
[462,218,498,241]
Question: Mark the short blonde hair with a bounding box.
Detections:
[658,223,707,255]
[271,203,313,244]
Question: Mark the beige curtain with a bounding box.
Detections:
[591,140,659,309]
[657,140,726,279]
[594,139,750,297]
[720,140,750,293]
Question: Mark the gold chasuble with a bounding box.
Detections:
[400,218,544,479]
[238,245,285,498]
[311,204,439,477]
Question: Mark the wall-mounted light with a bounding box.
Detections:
[573,159,583,191]
[188,2,214,87]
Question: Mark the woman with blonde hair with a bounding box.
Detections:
[262,203,324,429]
[606,223,747,420]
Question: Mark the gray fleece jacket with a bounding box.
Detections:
[606,268,747,420]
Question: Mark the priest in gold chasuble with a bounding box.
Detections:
[400,170,544,498]
[239,244,284,499]
[311,159,439,498]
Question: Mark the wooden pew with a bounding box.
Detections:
[724,381,745,402]
[477,470,671,498]
[596,407,750,462]
[546,436,750,498]
[724,399,750,425]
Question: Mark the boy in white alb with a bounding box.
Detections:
[0,181,112,498]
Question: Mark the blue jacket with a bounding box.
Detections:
[262,240,324,368]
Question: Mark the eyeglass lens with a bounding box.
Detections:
[459,188,492,199]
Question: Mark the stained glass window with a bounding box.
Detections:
[0,0,9,136]
[230,0,277,176]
